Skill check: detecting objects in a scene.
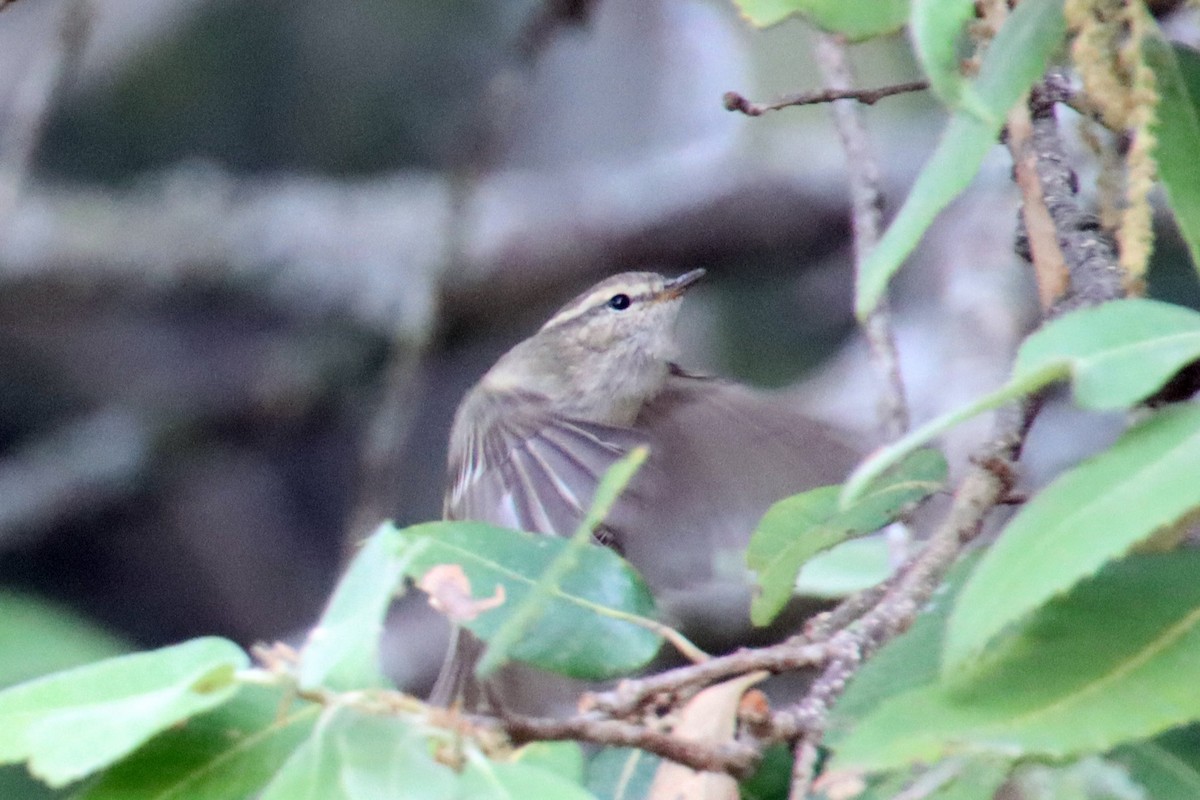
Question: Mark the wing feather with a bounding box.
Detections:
[445,390,644,537]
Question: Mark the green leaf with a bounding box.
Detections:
[748,449,945,626]
[400,448,657,681]
[513,742,585,784]
[1013,299,1200,410]
[843,759,1011,800]
[476,447,648,677]
[398,523,660,680]
[843,298,1200,504]
[833,552,1200,771]
[1009,757,1146,800]
[854,107,996,322]
[75,687,319,800]
[579,446,648,542]
[0,592,127,689]
[1174,43,1200,108]
[794,535,893,599]
[260,708,597,800]
[298,523,407,690]
[923,760,1011,800]
[258,707,457,800]
[944,403,1200,673]
[739,743,793,800]
[585,748,659,800]
[795,0,910,41]
[460,754,597,800]
[1145,38,1200,276]
[733,0,908,39]
[0,638,247,788]
[0,765,60,800]
[855,0,1066,319]
[844,772,913,800]
[1116,725,1200,798]
[732,0,800,26]
[909,0,979,109]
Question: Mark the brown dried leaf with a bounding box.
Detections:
[417,563,506,622]
[647,671,768,800]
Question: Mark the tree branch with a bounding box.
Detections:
[723,80,928,117]
[1008,97,1071,310]
[492,711,761,778]
[584,638,831,719]
[777,75,1131,791]
[813,33,909,441]
[1028,75,1125,315]
[492,425,1025,785]
[775,402,1033,796]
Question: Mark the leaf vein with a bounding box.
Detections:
[994,603,1200,733]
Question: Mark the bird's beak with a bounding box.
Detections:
[661,269,706,300]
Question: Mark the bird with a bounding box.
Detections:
[430,269,861,708]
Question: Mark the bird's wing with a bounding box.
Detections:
[608,367,865,593]
[445,391,645,538]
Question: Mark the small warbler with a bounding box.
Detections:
[431,269,859,706]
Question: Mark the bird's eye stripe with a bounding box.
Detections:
[539,285,656,331]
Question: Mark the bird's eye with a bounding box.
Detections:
[607,293,631,311]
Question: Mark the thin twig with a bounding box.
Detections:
[585,638,830,718]
[802,576,894,641]
[485,711,762,777]
[723,80,928,117]
[813,33,910,441]
[621,614,711,665]
[1059,87,1121,132]
[584,558,903,720]
[584,566,904,720]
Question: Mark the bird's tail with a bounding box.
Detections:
[428,627,485,709]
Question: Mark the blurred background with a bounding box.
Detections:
[1,0,1199,792]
